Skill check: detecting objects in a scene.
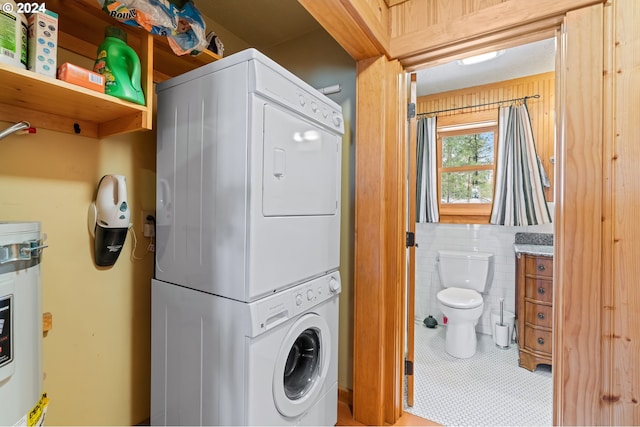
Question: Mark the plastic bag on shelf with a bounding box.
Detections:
[96,0,208,56]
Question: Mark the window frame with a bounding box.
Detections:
[436,118,498,221]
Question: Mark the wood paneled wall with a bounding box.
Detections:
[416,72,556,201]
[390,0,506,37]
[606,0,640,422]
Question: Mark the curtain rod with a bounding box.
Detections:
[417,94,540,116]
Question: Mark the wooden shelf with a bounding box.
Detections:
[6,0,219,137]
[46,0,219,81]
[0,63,148,138]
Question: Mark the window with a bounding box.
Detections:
[437,121,497,220]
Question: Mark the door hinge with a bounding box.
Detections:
[405,359,414,376]
[407,102,416,119]
[406,231,415,248]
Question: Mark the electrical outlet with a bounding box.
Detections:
[142,210,155,237]
[142,210,155,224]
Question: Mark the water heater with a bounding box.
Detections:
[0,222,48,425]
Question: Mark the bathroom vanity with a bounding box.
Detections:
[514,233,553,372]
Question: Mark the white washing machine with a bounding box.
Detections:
[150,273,340,426]
[154,48,344,303]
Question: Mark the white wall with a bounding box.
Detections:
[414,205,554,336]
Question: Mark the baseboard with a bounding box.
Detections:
[338,386,353,407]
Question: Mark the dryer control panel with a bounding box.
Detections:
[246,273,341,338]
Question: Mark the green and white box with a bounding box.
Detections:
[27,10,58,77]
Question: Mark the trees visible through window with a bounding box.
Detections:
[437,125,497,218]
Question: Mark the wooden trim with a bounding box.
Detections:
[339,0,391,54]
[42,312,52,334]
[353,55,388,426]
[298,0,386,60]
[338,387,353,406]
[436,122,498,219]
[98,112,150,138]
[400,21,560,71]
[554,4,604,424]
[552,25,566,427]
[390,0,603,61]
[139,33,154,131]
[0,103,99,138]
[382,58,406,424]
[406,73,417,408]
[352,55,406,426]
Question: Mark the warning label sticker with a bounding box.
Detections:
[0,295,12,368]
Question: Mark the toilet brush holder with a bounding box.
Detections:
[494,323,510,349]
[495,297,510,349]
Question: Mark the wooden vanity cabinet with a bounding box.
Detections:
[515,253,553,371]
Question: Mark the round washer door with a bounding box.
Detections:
[272,312,331,418]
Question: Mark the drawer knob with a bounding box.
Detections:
[537,264,546,271]
[538,287,546,295]
[538,337,545,345]
[538,312,545,320]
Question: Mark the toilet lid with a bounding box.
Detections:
[437,288,483,309]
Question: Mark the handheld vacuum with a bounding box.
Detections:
[88,175,130,267]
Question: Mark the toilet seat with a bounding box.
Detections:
[437,288,483,309]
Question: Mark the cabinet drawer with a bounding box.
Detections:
[524,302,552,328]
[524,326,552,354]
[525,277,553,303]
[525,256,553,277]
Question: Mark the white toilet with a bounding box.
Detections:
[436,250,495,358]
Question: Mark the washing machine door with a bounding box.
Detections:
[272,313,331,418]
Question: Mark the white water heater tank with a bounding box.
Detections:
[0,222,45,425]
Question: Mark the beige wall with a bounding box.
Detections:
[0,123,156,425]
[201,15,250,55]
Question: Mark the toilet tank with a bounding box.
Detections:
[436,250,494,292]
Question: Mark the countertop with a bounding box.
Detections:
[514,232,554,256]
[514,243,554,257]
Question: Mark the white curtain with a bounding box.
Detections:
[416,116,439,223]
[490,104,551,226]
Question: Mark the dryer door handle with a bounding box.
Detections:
[273,148,286,178]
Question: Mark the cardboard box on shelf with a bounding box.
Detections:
[58,63,105,93]
[27,10,59,78]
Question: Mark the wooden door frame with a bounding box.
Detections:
[352,55,406,426]
[406,73,417,408]
[351,3,613,426]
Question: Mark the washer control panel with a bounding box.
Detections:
[292,273,341,315]
[247,273,341,337]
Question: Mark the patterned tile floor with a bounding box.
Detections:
[405,324,552,426]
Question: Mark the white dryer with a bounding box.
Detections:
[154,49,344,302]
[150,273,341,426]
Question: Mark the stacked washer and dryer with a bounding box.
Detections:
[151,49,344,426]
